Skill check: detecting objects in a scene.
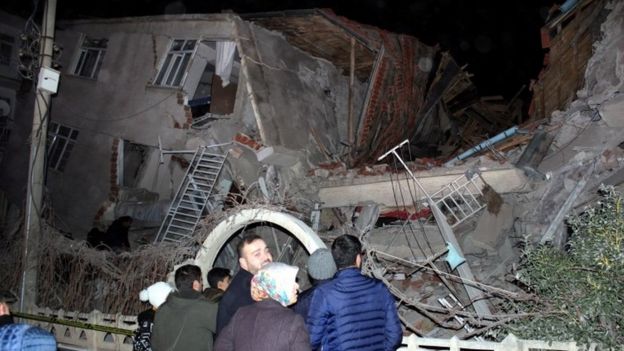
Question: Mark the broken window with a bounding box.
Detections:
[153,39,197,87]
[71,36,107,79]
[0,33,14,67]
[47,122,79,172]
[186,40,240,124]
[118,140,150,187]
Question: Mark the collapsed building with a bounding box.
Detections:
[0,0,623,345]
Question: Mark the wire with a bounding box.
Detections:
[60,91,178,122]
[388,157,426,259]
[18,0,42,80]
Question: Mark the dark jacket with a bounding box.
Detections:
[104,218,131,251]
[202,288,224,303]
[151,290,218,351]
[216,269,253,335]
[0,314,13,327]
[291,279,331,320]
[307,268,402,351]
[133,308,155,351]
[214,299,311,351]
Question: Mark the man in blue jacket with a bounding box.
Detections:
[307,234,402,351]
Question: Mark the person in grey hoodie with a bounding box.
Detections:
[151,264,218,351]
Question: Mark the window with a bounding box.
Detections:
[0,97,11,163]
[72,36,107,79]
[153,39,197,87]
[0,33,14,67]
[47,122,79,172]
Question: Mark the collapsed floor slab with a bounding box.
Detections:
[318,164,529,208]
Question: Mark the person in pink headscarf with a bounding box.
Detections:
[214,262,311,351]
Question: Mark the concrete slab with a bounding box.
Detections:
[318,165,529,208]
[467,203,514,255]
[599,94,624,128]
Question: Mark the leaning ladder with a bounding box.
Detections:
[154,148,227,243]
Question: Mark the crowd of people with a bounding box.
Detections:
[0,233,403,350]
[141,233,402,351]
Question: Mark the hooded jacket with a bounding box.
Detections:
[151,290,218,351]
[307,267,402,351]
[292,279,331,320]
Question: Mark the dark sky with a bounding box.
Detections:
[5,0,557,99]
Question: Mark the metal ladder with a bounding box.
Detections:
[154,148,227,243]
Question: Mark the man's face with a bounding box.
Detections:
[217,276,231,291]
[239,239,273,274]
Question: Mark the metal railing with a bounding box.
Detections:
[398,333,581,351]
[15,307,136,351]
[430,170,486,228]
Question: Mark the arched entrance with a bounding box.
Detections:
[194,208,326,287]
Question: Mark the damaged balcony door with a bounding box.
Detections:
[184,40,240,128]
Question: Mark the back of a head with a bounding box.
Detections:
[331,234,362,269]
[207,267,231,288]
[307,248,337,281]
[236,234,263,258]
[0,323,56,351]
[174,264,202,292]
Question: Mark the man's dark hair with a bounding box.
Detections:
[331,234,362,269]
[175,264,202,292]
[207,267,231,288]
[236,234,263,258]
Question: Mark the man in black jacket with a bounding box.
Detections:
[216,234,272,334]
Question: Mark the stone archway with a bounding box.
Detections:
[194,208,326,279]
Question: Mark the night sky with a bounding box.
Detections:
[5,0,558,100]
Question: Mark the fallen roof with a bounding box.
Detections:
[243,9,378,81]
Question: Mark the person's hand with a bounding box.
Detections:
[0,302,10,316]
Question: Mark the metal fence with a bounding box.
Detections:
[16,307,136,351]
[398,333,584,351]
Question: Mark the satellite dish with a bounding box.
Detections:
[0,100,10,117]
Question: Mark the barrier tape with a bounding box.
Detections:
[13,311,135,336]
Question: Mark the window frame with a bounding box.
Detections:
[153,39,197,88]
[71,36,107,79]
[47,122,79,172]
[0,33,15,67]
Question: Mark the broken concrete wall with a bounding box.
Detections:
[0,15,241,236]
[515,1,624,246]
[234,18,366,166]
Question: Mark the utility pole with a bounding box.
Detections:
[20,0,57,311]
